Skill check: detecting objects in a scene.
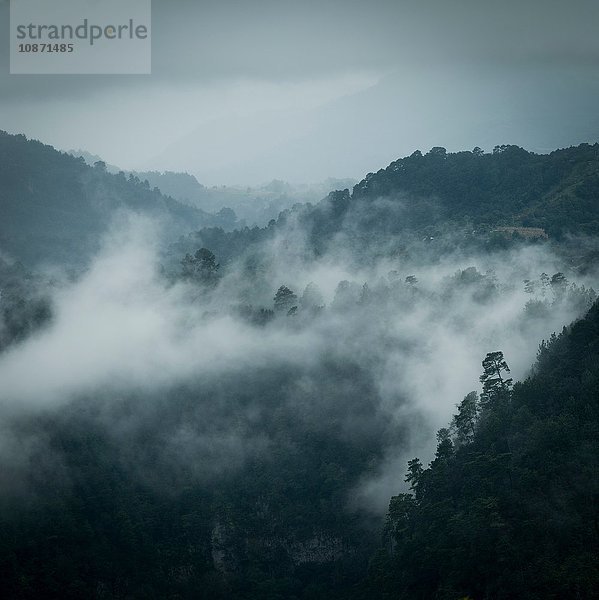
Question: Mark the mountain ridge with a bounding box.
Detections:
[0,131,230,268]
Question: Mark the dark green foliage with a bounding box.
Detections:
[372,302,599,599]
[479,351,513,409]
[0,257,51,350]
[0,357,395,599]
[0,131,220,268]
[351,143,599,236]
[451,391,478,445]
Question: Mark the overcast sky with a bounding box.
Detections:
[2,0,599,184]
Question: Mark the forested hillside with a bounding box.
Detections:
[0,137,598,599]
[369,300,599,599]
[0,132,231,268]
[174,143,599,269]
[352,144,599,235]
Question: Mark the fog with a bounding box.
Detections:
[0,217,320,408]
[0,212,594,512]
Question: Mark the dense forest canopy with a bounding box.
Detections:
[371,304,599,599]
[0,133,598,598]
[172,142,599,273]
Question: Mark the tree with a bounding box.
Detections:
[215,207,237,229]
[550,272,568,301]
[373,302,599,600]
[385,493,416,546]
[181,247,220,286]
[427,146,447,157]
[299,282,324,312]
[405,458,423,495]
[434,428,453,460]
[479,351,512,408]
[273,285,297,315]
[451,391,479,444]
[332,280,360,311]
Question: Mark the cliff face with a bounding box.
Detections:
[211,519,348,575]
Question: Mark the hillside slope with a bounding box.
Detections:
[0,132,219,268]
[370,300,599,599]
[175,143,599,268]
[352,143,599,235]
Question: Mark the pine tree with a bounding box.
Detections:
[479,351,512,409]
[273,285,298,315]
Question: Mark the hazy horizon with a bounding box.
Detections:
[3,0,599,185]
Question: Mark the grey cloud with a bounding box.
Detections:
[3,0,599,100]
[2,0,599,179]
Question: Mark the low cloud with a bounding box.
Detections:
[0,212,595,511]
